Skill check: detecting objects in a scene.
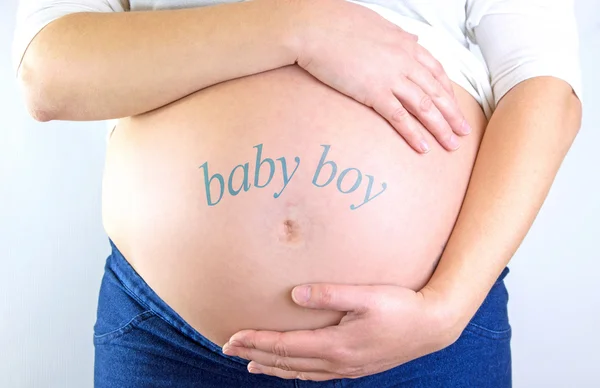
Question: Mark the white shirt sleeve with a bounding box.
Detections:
[12,0,129,78]
[466,0,583,105]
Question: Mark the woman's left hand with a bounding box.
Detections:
[222,283,462,381]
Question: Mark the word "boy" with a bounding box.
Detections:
[312,145,387,210]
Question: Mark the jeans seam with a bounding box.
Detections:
[466,322,511,335]
[110,265,196,342]
[110,265,158,316]
[94,310,156,344]
[464,322,512,340]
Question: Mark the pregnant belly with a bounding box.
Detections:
[102,64,487,347]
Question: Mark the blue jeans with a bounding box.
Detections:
[94,239,512,387]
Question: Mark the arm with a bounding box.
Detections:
[15,0,468,152]
[424,0,583,330]
[426,76,582,330]
[15,0,298,122]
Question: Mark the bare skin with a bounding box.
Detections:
[102,64,486,347]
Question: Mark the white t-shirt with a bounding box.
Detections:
[12,0,582,133]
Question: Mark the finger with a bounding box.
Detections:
[406,68,470,139]
[227,328,336,359]
[413,44,454,99]
[390,23,418,42]
[371,96,430,153]
[223,344,330,373]
[292,284,376,312]
[411,50,472,137]
[247,362,345,381]
[404,31,419,43]
[392,78,460,151]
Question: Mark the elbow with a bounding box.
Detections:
[29,107,54,123]
[17,56,59,122]
[25,98,55,123]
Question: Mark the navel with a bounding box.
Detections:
[279,218,302,244]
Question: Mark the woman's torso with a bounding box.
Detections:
[102,62,487,346]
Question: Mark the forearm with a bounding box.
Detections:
[425,76,582,329]
[17,0,299,122]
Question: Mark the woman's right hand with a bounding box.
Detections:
[288,0,470,153]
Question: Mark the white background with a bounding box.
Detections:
[1,0,598,387]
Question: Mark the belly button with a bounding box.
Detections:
[279,219,303,245]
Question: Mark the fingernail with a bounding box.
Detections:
[292,285,311,304]
[461,120,472,135]
[448,134,460,150]
[419,140,430,153]
[248,366,262,374]
[228,340,243,348]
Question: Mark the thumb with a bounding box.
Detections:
[291,284,374,313]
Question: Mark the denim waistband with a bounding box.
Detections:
[106,238,244,364]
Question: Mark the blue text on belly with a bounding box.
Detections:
[198,144,388,210]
